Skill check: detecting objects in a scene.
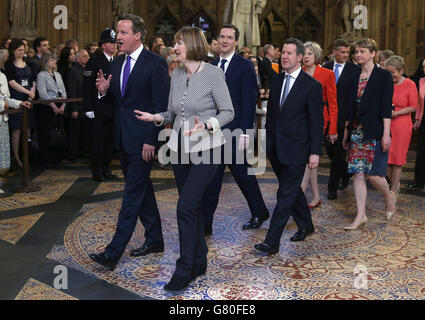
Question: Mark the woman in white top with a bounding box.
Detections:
[0,60,31,193]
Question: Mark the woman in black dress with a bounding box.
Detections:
[4,39,37,168]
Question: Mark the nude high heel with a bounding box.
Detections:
[386,191,397,221]
[344,217,368,231]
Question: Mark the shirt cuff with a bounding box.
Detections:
[207,117,220,133]
[98,92,106,100]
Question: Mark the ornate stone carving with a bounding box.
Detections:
[9,0,37,40]
[113,0,135,27]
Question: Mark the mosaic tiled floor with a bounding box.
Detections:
[0,212,45,245]
[14,278,78,300]
[0,170,79,212]
[46,179,425,300]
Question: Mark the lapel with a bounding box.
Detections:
[225,54,238,80]
[280,69,305,111]
[360,64,379,102]
[45,72,58,88]
[112,54,125,101]
[122,49,147,100]
[274,73,285,108]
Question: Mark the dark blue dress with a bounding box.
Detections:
[4,62,36,130]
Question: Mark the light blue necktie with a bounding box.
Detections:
[280,75,291,110]
[334,64,341,84]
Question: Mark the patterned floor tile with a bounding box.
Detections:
[0,212,44,245]
[14,278,78,300]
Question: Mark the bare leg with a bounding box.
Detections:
[389,165,402,201]
[367,175,396,214]
[301,165,309,193]
[345,173,368,229]
[309,168,321,206]
[11,129,23,168]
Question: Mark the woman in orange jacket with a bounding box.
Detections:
[301,41,339,209]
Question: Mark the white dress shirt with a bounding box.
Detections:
[218,51,236,74]
[280,66,302,105]
[333,61,346,75]
[120,44,144,93]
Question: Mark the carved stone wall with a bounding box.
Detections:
[0,0,423,73]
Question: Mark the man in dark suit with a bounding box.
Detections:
[259,44,278,89]
[323,39,361,200]
[255,38,324,254]
[89,14,169,269]
[84,28,119,181]
[202,24,269,235]
[29,37,50,73]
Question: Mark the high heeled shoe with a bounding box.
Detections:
[344,217,368,231]
[308,200,322,210]
[386,191,397,220]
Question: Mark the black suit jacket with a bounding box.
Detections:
[266,69,324,165]
[84,53,116,118]
[211,53,258,133]
[107,48,169,158]
[259,57,277,90]
[346,64,393,140]
[323,61,361,132]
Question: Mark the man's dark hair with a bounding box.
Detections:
[283,38,305,56]
[219,24,240,42]
[65,39,78,48]
[333,39,350,50]
[117,14,146,41]
[33,37,47,52]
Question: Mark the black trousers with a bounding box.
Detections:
[414,121,425,186]
[325,130,351,192]
[65,117,83,160]
[106,153,163,260]
[202,142,268,229]
[265,146,313,246]
[34,104,57,165]
[92,115,115,170]
[172,148,219,277]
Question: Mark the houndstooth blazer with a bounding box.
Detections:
[158,63,234,153]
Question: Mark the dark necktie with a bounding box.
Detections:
[122,55,131,96]
[280,75,291,110]
[220,59,227,72]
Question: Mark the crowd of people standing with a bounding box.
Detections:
[1,13,425,294]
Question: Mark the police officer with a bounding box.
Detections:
[84,28,118,182]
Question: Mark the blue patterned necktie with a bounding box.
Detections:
[220,59,227,72]
[280,75,291,110]
[334,64,341,84]
[121,55,131,96]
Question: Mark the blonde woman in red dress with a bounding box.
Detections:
[386,56,418,201]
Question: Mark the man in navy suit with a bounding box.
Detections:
[202,24,269,235]
[89,14,169,269]
[323,39,361,200]
[255,38,323,254]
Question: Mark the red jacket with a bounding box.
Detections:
[304,65,339,135]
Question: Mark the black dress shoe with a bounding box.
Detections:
[327,190,337,200]
[338,180,349,190]
[408,183,424,190]
[254,243,279,255]
[191,263,207,281]
[130,243,164,257]
[88,252,119,270]
[243,212,270,230]
[204,224,212,236]
[103,169,118,180]
[290,228,315,242]
[164,274,191,294]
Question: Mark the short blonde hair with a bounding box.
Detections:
[304,42,323,65]
[354,38,378,53]
[386,55,405,72]
[174,26,209,62]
